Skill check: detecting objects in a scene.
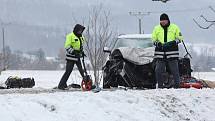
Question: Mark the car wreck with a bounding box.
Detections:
[102,34,195,89]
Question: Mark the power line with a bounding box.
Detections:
[209,6,215,13]
[148,6,213,14]
[193,6,215,29]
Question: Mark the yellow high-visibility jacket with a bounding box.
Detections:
[64,32,85,61]
[152,23,183,44]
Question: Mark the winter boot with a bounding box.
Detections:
[58,83,68,90]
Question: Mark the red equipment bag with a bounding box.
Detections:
[180,76,203,89]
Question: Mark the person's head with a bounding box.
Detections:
[160,13,170,27]
[73,24,85,37]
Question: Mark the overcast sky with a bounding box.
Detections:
[0,0,215,56]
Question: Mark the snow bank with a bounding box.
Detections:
[0,70,215,121]
[0,89,215,121]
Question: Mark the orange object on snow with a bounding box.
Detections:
[180,82,203,89]
[180,76,203,89]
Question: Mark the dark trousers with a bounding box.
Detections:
[58,59,85,88]
[155,59,180,88]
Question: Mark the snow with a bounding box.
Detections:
[184,43,215,57]
[192,72,215,81]
[117,34,152,39]
[0,70,83,88]
[0,70,215,121]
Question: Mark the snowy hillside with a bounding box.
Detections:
[186,43,215,57]
[179,43,215,57]
[0,70,215,121]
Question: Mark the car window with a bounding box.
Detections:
[115,38,153,49]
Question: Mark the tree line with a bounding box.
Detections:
[0,46,61,70]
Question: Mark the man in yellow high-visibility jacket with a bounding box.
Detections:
[152,13,183,88]
[58,24,85,90]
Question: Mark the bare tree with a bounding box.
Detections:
[193,6,215,29]
[84,4,117,86]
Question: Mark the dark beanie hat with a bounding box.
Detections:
[160,13,169,21]
[73,24,85,37]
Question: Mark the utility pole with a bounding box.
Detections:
[0,20,11,71]
[2,27,5,70]
[129,12,150,34]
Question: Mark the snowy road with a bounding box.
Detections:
[0,70,215,121]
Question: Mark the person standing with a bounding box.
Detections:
[58,24,86,90]
[152,13,183,88]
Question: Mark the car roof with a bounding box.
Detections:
[118,34,152,39]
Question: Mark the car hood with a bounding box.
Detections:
[116,47,155,65]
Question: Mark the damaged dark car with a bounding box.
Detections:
[102,34,192,89]
[102,34,156,89]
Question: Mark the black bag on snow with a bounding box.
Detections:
[5,76,35,89]
[0,86,6,89]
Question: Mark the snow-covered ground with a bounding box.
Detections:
[0,70,215,121]
[192,72,215,81]
[0,70,84,88]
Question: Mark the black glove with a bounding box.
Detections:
[72,50,80,55]
[163,41,178,48]
[154,42,163,49]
